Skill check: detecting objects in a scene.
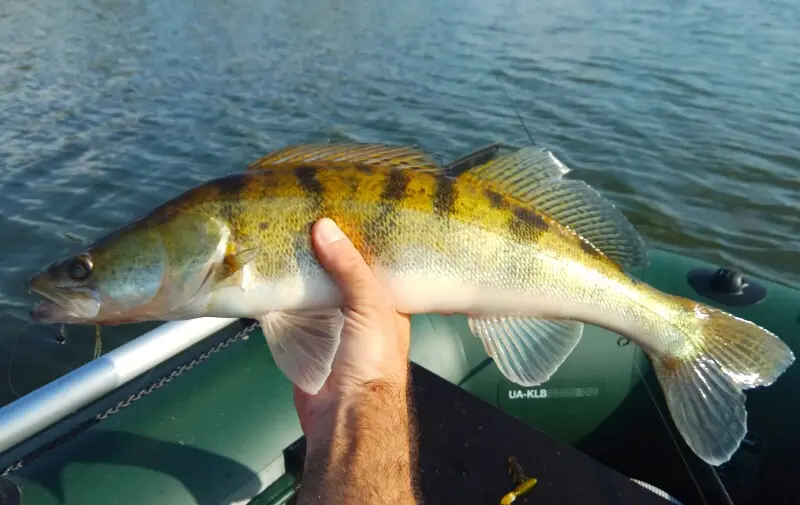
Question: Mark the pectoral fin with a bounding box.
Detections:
[259,309,344,394]
[208,246,260,287]
[225,247,259,274]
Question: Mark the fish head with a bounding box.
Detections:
[27,222,173,325]
[27,210,228,325]
[27,251,103,324]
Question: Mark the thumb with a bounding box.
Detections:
[311,218,386,307]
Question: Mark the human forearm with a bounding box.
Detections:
[297,379,419,505]
[295,219,418,504]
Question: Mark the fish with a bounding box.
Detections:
[27,142,794,467]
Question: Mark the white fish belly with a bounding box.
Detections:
[386,258,682,357]
[204,261,342,318]
[378,223,683,358]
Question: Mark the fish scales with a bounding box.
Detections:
[153,161,671,341]
[150,160,700,363]
[159,164,597,290]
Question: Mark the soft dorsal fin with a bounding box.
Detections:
[247,143,443,172]
[467,146,648,274]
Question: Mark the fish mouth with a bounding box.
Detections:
[27,279,100,324]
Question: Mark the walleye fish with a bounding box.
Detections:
[27,143,794,467]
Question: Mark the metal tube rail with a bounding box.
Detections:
[0,317,238,454]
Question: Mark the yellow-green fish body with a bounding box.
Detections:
[28,143,794,468]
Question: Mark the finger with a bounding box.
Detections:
[292,386,313,436]
[311,218,386,305]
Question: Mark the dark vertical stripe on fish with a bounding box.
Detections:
[508,206,548,242]
[484,188,508,209]
[214,172,253,232]
[380,168,410,201]
[433,174,458,217]
[214,173,252,199]
[295,165,324,198]
[294,165,325,219]
[355,163,374,174]
[367,168,410,261]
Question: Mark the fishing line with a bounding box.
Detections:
[708,465,736,505]
[494,72,537,147]
[6,320,33,400]
[631,346,712,505]
[127,364,154,395]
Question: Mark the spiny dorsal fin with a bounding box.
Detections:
[469,146,572,188]
[247,143,443,172]
[467,146,648,274]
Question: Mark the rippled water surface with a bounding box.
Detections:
[1,0,798,415]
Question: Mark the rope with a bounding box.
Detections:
[1,320,259,477]
[631,478,684,504]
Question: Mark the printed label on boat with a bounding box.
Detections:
[503,383,601,400]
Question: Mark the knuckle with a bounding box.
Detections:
[350,287,395,316]
[375,295,396,313]
[329,243,364,274]
[339,252,364,275]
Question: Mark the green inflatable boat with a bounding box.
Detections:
[0,145,796,505]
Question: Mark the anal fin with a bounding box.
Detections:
[467,316,583,386]
[259,309,344,394]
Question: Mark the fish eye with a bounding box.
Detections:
[67,255,93,281]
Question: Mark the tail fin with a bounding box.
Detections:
[647,303,794,466]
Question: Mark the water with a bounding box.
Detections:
[0,0,798,419]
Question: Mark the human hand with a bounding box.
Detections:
[294,217,412,449]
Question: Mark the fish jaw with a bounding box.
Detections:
[30,298,95,324]
[27,274,101,324]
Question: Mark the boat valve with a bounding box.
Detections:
[688,266,766,306]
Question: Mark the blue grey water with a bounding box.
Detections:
[0,0,798,410]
